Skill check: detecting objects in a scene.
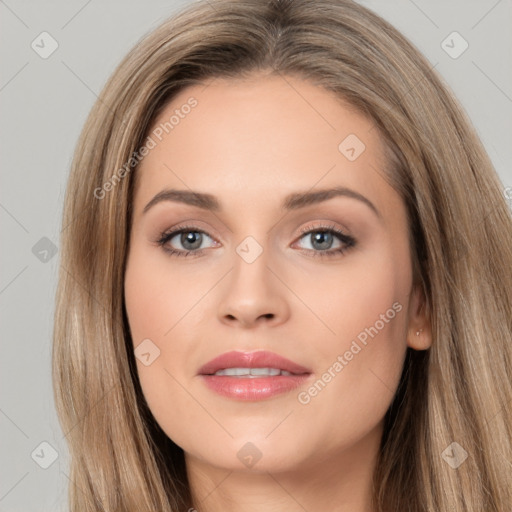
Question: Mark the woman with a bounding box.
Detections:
[52,0,512,510]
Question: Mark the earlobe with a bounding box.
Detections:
[406,284,432,351]
[408,326,432,351]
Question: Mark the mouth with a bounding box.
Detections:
[198,349,312,376]
[207,367,304,377]
[198,350,312,400]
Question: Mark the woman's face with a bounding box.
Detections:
[124,71,429,475]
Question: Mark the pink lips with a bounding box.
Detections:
[198,350,311,376]
[198,350,312,401]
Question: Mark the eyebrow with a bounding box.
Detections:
[142,186,381,218]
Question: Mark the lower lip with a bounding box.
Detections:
[199,374,312,400]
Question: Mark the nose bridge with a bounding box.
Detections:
[230,232,273,291]
[216,228,290,325]
[235,231,267,264]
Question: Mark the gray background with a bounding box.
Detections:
[1,1,511,510]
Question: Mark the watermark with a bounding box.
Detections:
[134,338,161,366]
[31,441,59,469]
[93,96,198,200]
[441,441,468,469]
[31,31,59,59]
[298,301,403,405]
[504,186,512,209]
[338,133,365,161]
[441,31,469,59]
[237,441,263,468]
[236,236,263,263]
[32,236,58,263]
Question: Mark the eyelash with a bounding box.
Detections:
[156,223,356,259]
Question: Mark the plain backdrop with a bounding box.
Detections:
[1,0,511,510]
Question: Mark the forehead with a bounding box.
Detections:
[133,73,398,219]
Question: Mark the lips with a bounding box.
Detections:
[198,350,311,376]
[198,350,313,401]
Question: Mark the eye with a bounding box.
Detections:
[156,224,217,258]
[293,223,356,258]
[156,223,356,259]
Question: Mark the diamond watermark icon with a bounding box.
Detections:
[338,134,366,161]
[237,442,263,468]
[441,441,468,469]
[134,338,161,366]
[31,31,59,59]
[31,441,59,469]
[236,236,263,264]
[32,236,58,263]
[441,31,468,59]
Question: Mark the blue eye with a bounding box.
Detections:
[156,223,356,259]
[294,226,356,257]
[156,225,216,258]
[295,223,356,257]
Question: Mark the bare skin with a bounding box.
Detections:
[124,70,431,512]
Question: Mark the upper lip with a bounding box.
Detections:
[198,350,312,376]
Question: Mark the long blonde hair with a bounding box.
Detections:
[52,0,512,510]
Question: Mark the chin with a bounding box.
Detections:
[184,437,307,474]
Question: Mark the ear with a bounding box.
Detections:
[406,283,432,351]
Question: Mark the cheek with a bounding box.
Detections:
[294,235,412,440]
[292,232,411,359]
[124,246,206,341]
[123,248,200,444]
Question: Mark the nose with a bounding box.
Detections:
[216,253,290,329]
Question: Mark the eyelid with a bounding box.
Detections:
[154,220,351,244]
[155,223,218,246]
[295,221,352,239]
[292,222,356,253]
